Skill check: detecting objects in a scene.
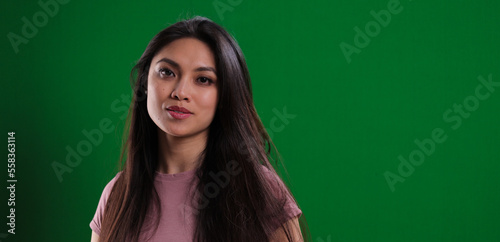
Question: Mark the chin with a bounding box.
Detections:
[162,126,194,137]
[160,120,211,137]
[163,128,188,137]
[168,132,191,138]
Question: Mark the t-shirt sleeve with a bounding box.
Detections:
[260,165,302,231]
[89,172,121,235]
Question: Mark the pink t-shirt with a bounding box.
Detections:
[90,166,302,241]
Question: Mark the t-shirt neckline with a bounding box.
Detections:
[154,168,197,181]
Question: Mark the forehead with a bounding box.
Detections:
[152,38,216,68]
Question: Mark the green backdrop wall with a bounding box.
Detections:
[1,0,499,241]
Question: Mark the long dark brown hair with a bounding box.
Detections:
[100,16,310,242]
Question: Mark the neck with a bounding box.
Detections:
[156,128,207,174]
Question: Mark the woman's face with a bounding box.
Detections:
[147,37,218,138]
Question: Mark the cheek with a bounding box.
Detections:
[146,85,163,116]
[198,89,218,112]
[146,93,157,119]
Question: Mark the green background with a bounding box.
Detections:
[1,0,499,241]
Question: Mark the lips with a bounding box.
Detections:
[166,106,192,114]
[166,106,192,120]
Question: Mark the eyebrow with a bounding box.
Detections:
[156,58,217,75]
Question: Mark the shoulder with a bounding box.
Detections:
[258,164,288,193]
[96,171,124,207]
[98,171,123,202]
[90,171,123,235]
[258,164,295,198]
[258,164,277,181]
[257,164,303,233]
[92,171,124,206]
[257,165,302,216]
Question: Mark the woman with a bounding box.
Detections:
[90,16,308,242]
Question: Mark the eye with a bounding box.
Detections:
[159,68,175,78]
[197,77,214,85]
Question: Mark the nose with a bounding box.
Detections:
[171,76,191,101]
